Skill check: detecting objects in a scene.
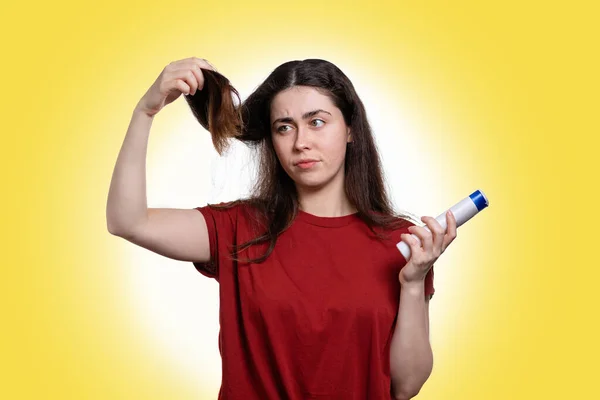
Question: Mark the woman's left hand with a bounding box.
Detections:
[399,211,457,286]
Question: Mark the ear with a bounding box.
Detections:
[346,127,353,143]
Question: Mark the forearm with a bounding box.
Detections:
[389,283,433,399]
[106,106,154,235]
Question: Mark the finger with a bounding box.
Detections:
[183,58,215,73]
[400,233,421,260]
[170,69,198,95]
[442,211,457,251]
[170,66,204,93]
[421,216,445,237]
[193,57,217,72]
[421,216,445,253]
[446,211,457,236]
[189,65,205,93]
[190,60,215,93]
[407,225,433,253]
[174,79,192,96]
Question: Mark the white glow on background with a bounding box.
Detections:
[126,63,458,395]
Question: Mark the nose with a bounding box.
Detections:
[293,126,311,151]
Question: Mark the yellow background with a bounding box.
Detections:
[2,0,598,398]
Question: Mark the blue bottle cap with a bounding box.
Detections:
[469,190,489,211]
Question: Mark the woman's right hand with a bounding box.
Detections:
[136,57,217,117]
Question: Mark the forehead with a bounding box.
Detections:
[270,86,336,118]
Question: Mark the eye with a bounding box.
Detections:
[277,125,292,133]
[311,119,325,127]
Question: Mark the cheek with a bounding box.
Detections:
[270,135,281,154]
[271,138,289,165]
[326,140,348,164]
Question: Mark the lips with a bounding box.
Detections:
[294,159,319,166]
[295,160,319,169]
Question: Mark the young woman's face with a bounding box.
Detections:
[270,86,352,190]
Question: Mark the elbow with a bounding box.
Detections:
[107,220,124,236]
[106,208,147,237]
[393,385,422,400]
[391,363,433,400]
[106,213,135,237]
[106,210,123,236]
[107,225,135,238]
[106,220,131,238]
[107,222,119,236]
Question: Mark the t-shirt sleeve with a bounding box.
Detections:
[192,202,239,282]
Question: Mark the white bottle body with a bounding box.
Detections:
[396,191,488,261]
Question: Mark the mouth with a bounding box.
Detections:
[295,161,319,169]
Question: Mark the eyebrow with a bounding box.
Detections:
[272,109,332,126]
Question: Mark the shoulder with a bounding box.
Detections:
[363,210,420,244]
[200,198,262,214]
[368,210,419,230]
[199,198,268,230]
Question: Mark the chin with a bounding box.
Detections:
[291,175,330,190]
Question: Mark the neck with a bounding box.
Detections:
[295,171,357,217]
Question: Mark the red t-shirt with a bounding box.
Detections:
[193,201,434,399]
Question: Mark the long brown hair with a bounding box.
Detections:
[184,59,414,263]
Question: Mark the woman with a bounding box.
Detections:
[106,57,457,400]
